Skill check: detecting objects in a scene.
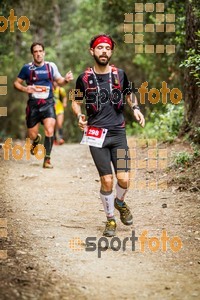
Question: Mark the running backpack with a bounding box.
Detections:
[28,62,53,85]
[83,65,124,116]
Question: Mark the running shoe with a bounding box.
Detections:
[114,198,133,225]
[30,134,42,155]
[58,138,65,145]
[103,219,116,237]
[53,140,59,145]
[43,158,53,169]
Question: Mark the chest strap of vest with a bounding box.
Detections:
[84,65,121,91]
[29,62,53,84]
[110,65,121,90]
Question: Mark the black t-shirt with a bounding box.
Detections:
[75,68,132,130]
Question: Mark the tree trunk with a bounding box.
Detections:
[180,0,200,143]
[53,0,61,59]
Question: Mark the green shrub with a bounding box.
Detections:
[127,103,184,142]
[172,144,200,168]
[173,151,193,167]
[179,31,200,87]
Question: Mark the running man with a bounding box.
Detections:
[72,34,145,236]
[53,81,67,145]
[14,42,73,168]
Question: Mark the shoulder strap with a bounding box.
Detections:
[84,65,121,90]
[29,62,53,84]
[29,62,37,84]
[45,62,53,83]
[111,65,121,90]
[84,67,96,89]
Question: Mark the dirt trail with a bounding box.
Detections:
[0,140,199,300]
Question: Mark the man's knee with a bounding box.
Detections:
[28,130,38,140]
[100,175,113,191]
[117,172,130,189]
[44,123,55,137]
[45,128,54,136]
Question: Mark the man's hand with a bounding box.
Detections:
[78,114,87,131]
[26,85,38,93]
[126,94,145,127]
[133,109,145,127]
[65,70,73,83]
[14,78,38,93]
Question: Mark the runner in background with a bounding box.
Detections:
[14,42,73,168]
[53,81,67,145]
[72,34,145,237]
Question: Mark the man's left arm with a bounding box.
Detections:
[122,71,145,127]
[56,71,73,86]
[126,93,145,128]
[50,62,73,86]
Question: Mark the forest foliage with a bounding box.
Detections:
[0,0,199,143]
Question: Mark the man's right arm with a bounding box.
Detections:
[14,77,37,94]
[72,97,87,131]
[71,76,87,130]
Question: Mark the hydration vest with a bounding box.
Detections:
[28,62,53,85]
[83,65,124,116]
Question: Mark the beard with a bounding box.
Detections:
[93,54,111,66]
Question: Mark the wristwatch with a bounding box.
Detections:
[132,105,140,111]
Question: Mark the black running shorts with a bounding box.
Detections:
[89,130,130,177]
[26,98,56,128]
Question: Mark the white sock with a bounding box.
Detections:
[116,183,128,201]
[100,191,114,218]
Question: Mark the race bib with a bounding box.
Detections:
[32,85,50,99]
[80,126,107,148]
